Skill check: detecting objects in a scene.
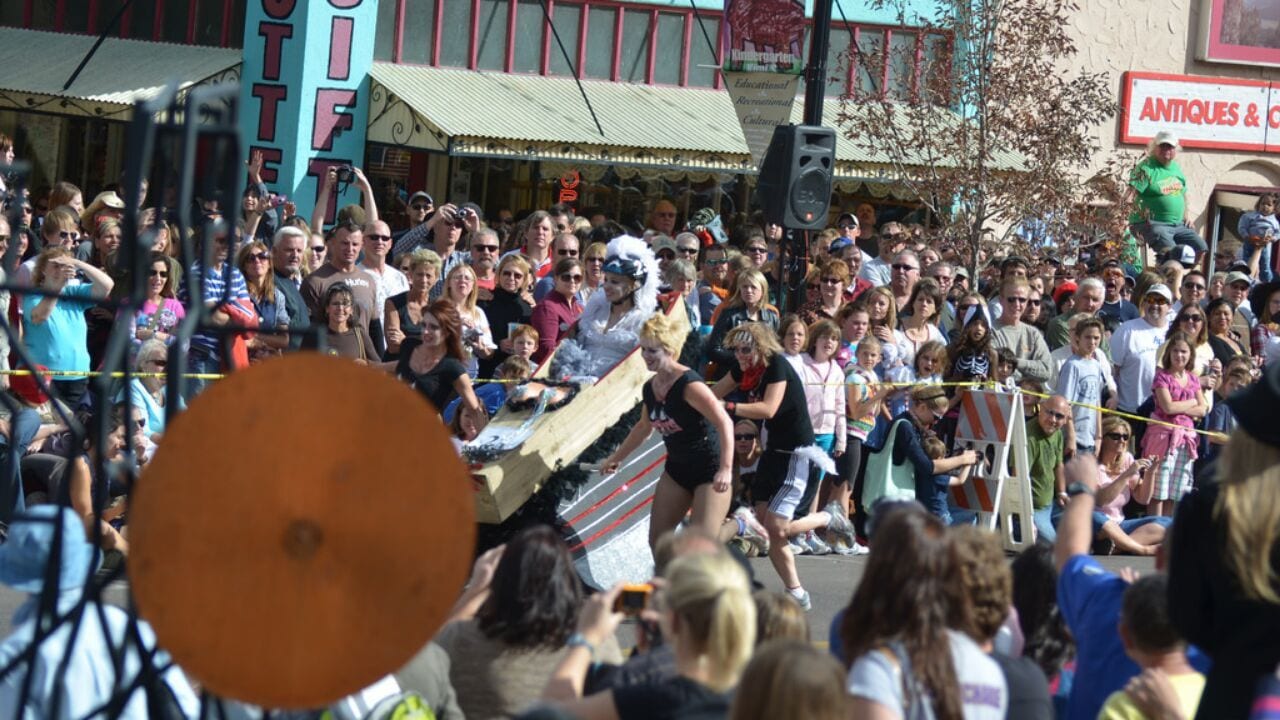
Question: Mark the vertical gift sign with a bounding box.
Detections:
[720,0,807,167]
[240,0,377,223]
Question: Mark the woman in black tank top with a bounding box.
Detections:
[602,313,734,553]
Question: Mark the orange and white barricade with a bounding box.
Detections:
[952,387,1036,552]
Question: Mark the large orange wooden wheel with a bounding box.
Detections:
[129,354,474,709]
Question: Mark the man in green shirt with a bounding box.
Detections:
[1128,130,1207,256]
[1026,395,1069,542]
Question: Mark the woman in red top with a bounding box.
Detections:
[530,257,583,363]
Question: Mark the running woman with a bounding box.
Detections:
[603,312,736,552]
[712,322,855,610]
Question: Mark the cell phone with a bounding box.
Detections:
[268,194,287,209]
[614,583,653,615]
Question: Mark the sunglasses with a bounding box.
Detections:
[585,256,605,263]
[1005,296,1029,304]
[892,263,918,272]
[745,246,768,254]
[410,204,430,211]
[472,244,499,252]
[559,273,583,282]
[1027,298,1042,306]
[1183,282,1205,290]
[676,247,698,255]
[148,269,169,278]
[329,300,353,308]
[1145,297,1170,306]
[248,252,270,262]
[311,245,326,253]
[705,258,728,266]
[367,234,391,242]
[1180,315,1204,323]
[657,251,675,259]
[557,248,580,256]
[733,345,756,355]
[821,277,843,285]
[1104,432,1130,441]
[734,433,757,441]
[838,223,857,230]
[58,231,80,240]
[501,270,525,279]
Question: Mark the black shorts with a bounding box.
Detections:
[753,449,810,518]
[665,449,718,493]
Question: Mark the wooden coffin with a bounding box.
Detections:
[471,295,689,524]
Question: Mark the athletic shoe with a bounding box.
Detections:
[787,536,809,556]
[733,507,770,555]
[804,531,832,555]
[790,589,813,612]
[824,501,857,544]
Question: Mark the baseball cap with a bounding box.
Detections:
[1226,271,1253,287]
[1153,130,1180,148]
[650,235,677,255]
[408,191,433,206]
[1167,245,1197,268]
[829,237,853,254]
[1144,283,1173,302]
[836,212,858,228]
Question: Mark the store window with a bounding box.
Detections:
[620,10,652,83]
[584,6,616,80]
[547,3,582,77]
[887,31,918,101]
[477,0,509,71]
[1,0,245,47]
[375,0,400,62]
[400,0,437,65]
[514,0,545,73]
[439,0,475,67]
[654,13,684,85]
[687,17,719,88]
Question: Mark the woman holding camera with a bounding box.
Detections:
[541,550,756,719]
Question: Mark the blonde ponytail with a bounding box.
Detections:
[1216,430,1280,603]
[664,552,757,691]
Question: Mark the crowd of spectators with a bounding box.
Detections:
[0,129,1275,719]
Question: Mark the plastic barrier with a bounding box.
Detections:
[952,387,1037,552]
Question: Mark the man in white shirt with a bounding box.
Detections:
[359,220,409,324]
[1110,283,1173,413]
[859,222,906,286]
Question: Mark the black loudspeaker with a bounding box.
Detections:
[756,124,836,231]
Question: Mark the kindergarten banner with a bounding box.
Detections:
[721,0,808,74]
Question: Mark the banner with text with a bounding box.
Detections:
[239,0,377,224]
[1120,71,1280,153]
[725,72,801,167]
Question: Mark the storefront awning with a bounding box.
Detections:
[0,28,242,119]
[368,63,1023,183]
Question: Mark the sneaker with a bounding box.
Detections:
[824,501,857,544]
[789,588,813,611]
[733,507,770,555]
[804,531,832,555]
[787,536,809,556]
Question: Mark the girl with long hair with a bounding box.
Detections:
[382,299,485,420]
[843,507,1007,719]
[706,268,780,378]
[1142,331,1206,517]
[237,240,290,361]
[894,279,944,370]
[602,312,734,551]
[442,263,496,377]
[861,286,900,372]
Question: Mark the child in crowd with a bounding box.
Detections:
[443,355,532,425]
[885,339,947,417]
[1098,575,1205,720]
[1056,317,1105,455]
[1142,331,1205,517]
[835,305,870,368]
[1237,192,1278,282]
[839,336,887,548]
[508,324,539,363]
[921,436,974,526]
[945,305,997,393]
[994,348,1018,388]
